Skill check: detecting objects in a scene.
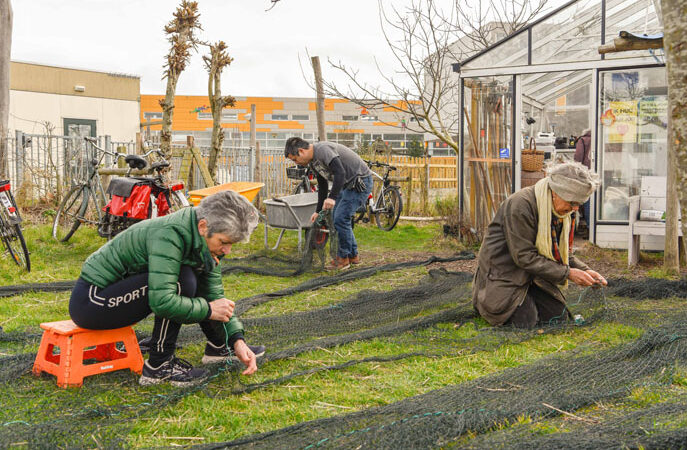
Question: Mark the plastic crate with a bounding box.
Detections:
[286,166,307,180]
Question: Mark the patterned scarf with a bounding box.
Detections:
[534,178,574,287]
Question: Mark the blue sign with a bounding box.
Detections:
[499,147,510,158]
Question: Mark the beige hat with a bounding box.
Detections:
[546,161,600,204]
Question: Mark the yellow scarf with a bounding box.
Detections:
[534,178,572,287]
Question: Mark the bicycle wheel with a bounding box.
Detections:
[293,181,309,195]
[169,190,190,212]
[0,196,30,271]
[53,185,89,242]
[375,188,402,231]
[2,223,30,271]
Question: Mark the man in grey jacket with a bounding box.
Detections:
[285,137,373,270]
[472,161,607,328]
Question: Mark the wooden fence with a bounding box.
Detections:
[367,155,458,214]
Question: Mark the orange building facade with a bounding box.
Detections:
[140,95,426,152]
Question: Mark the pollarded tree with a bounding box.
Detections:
[202,41,236,183]
[0,0,12,178]
[662,0,687,273]
[160,0,202,159]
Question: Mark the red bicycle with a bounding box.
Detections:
[0,180,30,271]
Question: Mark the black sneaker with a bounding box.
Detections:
[139,357,209,387]
[137,336,182,354]
[201,341,266,365]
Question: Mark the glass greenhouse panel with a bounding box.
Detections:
[531,0,601,65]
[598,67,667,221]
[604,0,664,60]
[521,70,592,165]
[461,31,528,70]
[462,76,514,236]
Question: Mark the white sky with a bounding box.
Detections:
[11,0,569,98]
[11,0,425,98]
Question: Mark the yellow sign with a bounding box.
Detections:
[607,101,637,143]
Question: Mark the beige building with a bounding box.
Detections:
[9,61,140,142]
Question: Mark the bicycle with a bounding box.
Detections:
[286,165,317,194]
[353,160,403,231]
[0,180,30,271]
[52,137,189,242]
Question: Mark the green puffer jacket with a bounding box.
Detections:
[79,207,243,335]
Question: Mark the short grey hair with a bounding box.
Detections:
[546,161,601,204]
[195,190,259,243]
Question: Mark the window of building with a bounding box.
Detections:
[291,114,309,121]
[360,115,379,121]
[198,111,238,121]
[272,114,289,120]
[143,112,163,120]
[343,115,358,121]
[409,116,425,122]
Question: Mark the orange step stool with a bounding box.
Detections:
[32,320,144,388]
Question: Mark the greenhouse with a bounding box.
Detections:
[454,0,666,249]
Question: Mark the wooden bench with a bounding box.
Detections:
[627,176,682,267]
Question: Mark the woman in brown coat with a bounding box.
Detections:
[472,161,607,328]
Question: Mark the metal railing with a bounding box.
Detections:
[5,131,299,204]
[169,145,296,199]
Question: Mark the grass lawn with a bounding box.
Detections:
[1,219,685,448]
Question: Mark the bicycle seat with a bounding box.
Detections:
[150,161,170,171]
[125,155,147,170]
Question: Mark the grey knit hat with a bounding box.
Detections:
[546,161,600,203]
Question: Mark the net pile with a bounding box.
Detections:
[1,262,687,448]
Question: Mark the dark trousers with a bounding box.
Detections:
[332,175,373,258]
[69,266,227,365]
[505,284,568,328]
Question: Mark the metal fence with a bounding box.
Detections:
[4,132,137,204]
[4,131,297,204]
[173,145,295,199]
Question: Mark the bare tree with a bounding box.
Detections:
[159,0,202,159]
[454,0,546,54]
[322,0,547,151]
[662,0,687,273]
[202,41,236,182]
[0,0,12,178]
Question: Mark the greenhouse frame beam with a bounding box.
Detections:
[458,56,659,78]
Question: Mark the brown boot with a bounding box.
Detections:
[327,256,350,271]
[349,254,360,265]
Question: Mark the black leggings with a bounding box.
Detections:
[70,266,226,365]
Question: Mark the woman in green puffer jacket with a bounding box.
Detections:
[69,190,262,386]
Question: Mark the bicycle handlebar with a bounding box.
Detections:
[84,137,166,163]
[363,159,397,171]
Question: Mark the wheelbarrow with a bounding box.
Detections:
[187,181,265,206]
[263,192,318,255]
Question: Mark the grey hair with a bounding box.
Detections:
[195,190,260,243]
[545,160,601,203]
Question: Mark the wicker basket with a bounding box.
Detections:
[522,138,545,172]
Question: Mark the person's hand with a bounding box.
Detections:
[233,339,257,375]
[568,268,601,287]
[323,198,336,210]
[208,298,234,322]
[585,269,607,286]
[310,212,319,223]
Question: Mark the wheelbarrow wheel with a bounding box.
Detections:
[306,226,329,250]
